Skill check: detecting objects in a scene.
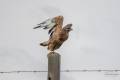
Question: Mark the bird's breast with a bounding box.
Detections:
[59,32,68,41]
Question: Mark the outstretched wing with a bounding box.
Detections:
[33,16,63,37]
[33,17,56,36]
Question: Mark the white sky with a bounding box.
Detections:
[0,0,120,79]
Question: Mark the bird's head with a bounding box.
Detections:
[63,24,73,32]
[54,15,64,25]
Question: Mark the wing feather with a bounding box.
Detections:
[33,18,56,29]
[33,16,63,37]
[33,17,57,37]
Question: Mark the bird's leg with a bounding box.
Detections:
[49,50,54,54]
[48,50,55,54]
[51,51,55,54]
[47,50,54,57]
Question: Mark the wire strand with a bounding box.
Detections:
[0,69,120,74]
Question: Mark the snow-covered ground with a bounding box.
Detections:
[0,0,120,80]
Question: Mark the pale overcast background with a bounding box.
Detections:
[0,0,120,80]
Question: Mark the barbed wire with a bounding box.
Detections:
[0,69,120,74]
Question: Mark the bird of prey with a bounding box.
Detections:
[33,15,72,52]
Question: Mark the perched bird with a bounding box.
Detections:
[33,15,72,52]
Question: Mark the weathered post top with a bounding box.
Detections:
[47,52,61,80]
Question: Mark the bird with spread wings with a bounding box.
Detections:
[33,15,72,52]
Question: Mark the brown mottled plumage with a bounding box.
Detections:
[33,16,72,52]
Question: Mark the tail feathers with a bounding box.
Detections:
[40,41,48,46]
